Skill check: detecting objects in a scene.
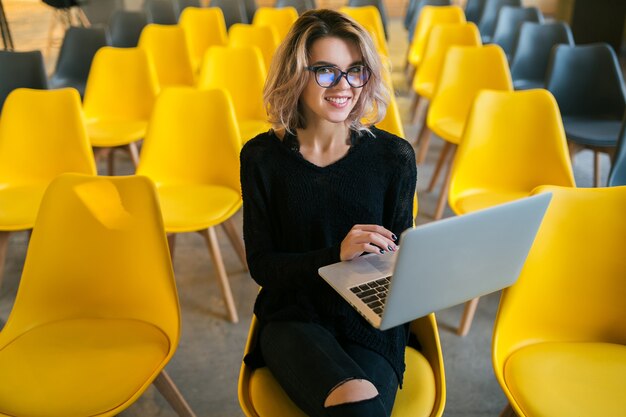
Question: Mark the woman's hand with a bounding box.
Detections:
[340,224,398,261]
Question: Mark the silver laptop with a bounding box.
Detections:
[318,193,552,330]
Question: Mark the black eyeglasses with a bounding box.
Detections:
[305,65,371,88]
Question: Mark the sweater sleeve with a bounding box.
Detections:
[383,138,417,240]
[240,141,341,292]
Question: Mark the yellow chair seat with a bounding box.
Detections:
[504,342,626,417]
[155,184,242,232]
[0,318,169,417]
[0,184,48,230]
[430,118,464,144]
[86,119,148,147]
[415,81,435,99]
[239,120,271,145]
[451,191,529,214]
[248,347,436,417]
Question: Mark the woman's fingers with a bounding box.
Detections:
[340,225,399,261]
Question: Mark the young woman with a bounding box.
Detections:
[240,9,416,417]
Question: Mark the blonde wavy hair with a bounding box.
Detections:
[264,9,390,134]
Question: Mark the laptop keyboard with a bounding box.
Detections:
[350,276,391,317]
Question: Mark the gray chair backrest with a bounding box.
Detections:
[464,0,486,23]
[210,0,248,28]
[143,0,176,24]
[275,0,315,15]
[478,0,521,42]
[407,0,451,42]
[242,0,257,22]
[107,9,148,47]
[0,50,48,111]
[510,21,573,87]
[172,0,200,19]
[80,0,124,26]
[491,6,543,60]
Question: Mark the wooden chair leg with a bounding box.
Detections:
[427,142,453,192]
[221,218,248,271]
[167,233,177,263]
[107,147,116,175]
[199,227,238,323]
[457,297,480,336]
[593,150,601,187]
[153,370,197,417]
[409,92,421,125]
[498,402,518,417]
[0,231,10,291]
[128,142,140,168]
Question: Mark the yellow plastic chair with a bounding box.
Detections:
[228,23,280,73]
[0,173,196,417]
[339,6,389,57]
[136,87,245,323]
[197,45,270,145]
[448,89,576,336]
[239,314,446,417]
[179,7,228,73]
[492,185,626,417]
[138,23,196,87]
[0,88,96,291]
[425,44,512,220]
[406,6,465,76]
[252,6,298,42]
[375,93,405,139]
[83,46,159,175]
[410,22,481,140]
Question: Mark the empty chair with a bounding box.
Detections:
[404,0,418,30]
[242,0,257,22]
[80,0,124,26]
[477,0,521,43]
[608,121,626,186]
[143,0,177,24]
[172,0,200,19]
[275,0,315,15]
[210,0,248,28]
[179,7,228,72]
[49,26,107,98]
[0,88,96,290]
[0,173,196,417]
[107,10,148,48]
[375,93,405,139]
[238,314,446,417]
[0,50,47,111]
[348,0,389,39]
[198,45,270,144]
[448,89,576,335]
[228,23,280,73]
[138,24,195,87]
[491,6,543,61]
[492,184,626,417]
[252,6,298,41]
[136,87,247,323]
[424,44,513,220]
[546,43,626,187]
[464,0,486,23]
[339,5,388,56]
[510,21,574,90]
[83,47,159,175]
[406,0,452,43]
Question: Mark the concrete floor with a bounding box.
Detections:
[0,2,610,416]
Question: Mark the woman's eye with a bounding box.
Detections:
[348,66,363,74]
[318,67,334,74]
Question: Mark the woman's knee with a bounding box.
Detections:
[324,378,379,407]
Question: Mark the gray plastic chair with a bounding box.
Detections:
[143,0,176,24]
[0,50,48,111]
[491,6,543,61]
[172,0,200,20]
[107,10,147,47]
[49,26,107,98]
[275,0,315,15]
[210,0,248,28]
[348,0,388,39]
[80,0,124,26]
[510,21,573,90]
[406,0,451,42]
[242,0,257,22]
[464,0,486,23]
[546,43,626,186]
[608,119,626,186]
[478,0,521,43]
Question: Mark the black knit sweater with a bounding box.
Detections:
[240,126,417,384]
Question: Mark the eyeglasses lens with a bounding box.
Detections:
[315,66,369,88]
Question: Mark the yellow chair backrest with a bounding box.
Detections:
[179,7,228,72]
[413,22,481,99]
[252,6,298,41]
[492,185,626,412]
[339,6,388,56]
[427,44,512,142]
[449,89,575,212]
[228,23,280,74]
[197,45,267,122]
[83,46,159,122]
[0,173,179,415]
[0,88,96,184]
[138,24,195,87]
[375,94,405,139]
[408,5,466,68]
[137,87,240,192]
